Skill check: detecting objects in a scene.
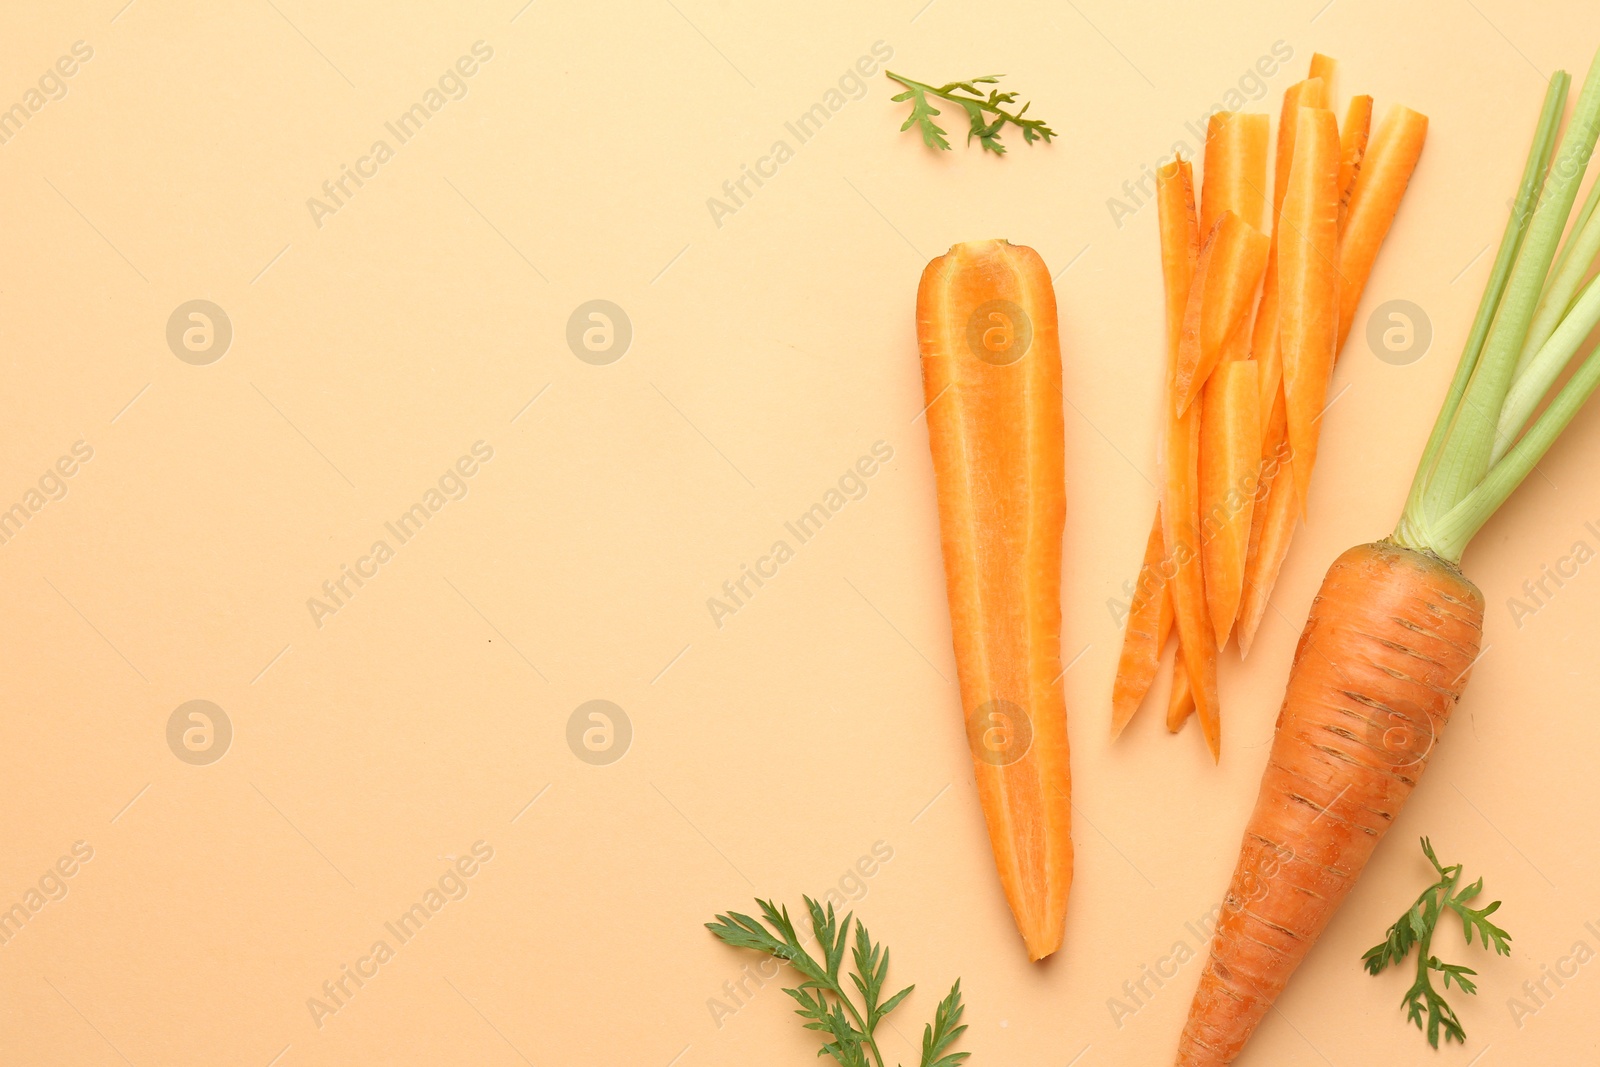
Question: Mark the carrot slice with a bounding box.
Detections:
[1166,643,1196,732]
[1199,359,1263,646]
[1201,112,1271,235]
[1250,77,1328,417]
[1159,160,1222,760]
[1237,393,1291,656]
[1337,106,1429,351]
[1111,511,1175,738]
[1175,213,1270,414]
[1278,107,1342,515]
[1308,52,1337,94]
[1338,95,1374,231]
[917,239,1072,961]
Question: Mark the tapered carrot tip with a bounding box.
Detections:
[1176,542,1483,1066]
[917,239,1073,962]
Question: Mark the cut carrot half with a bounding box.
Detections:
[1159,159,1222,760]
[1175,212,1270,415]
[1202,112,1271,235]
[917,239,1073,962]
[1237,393,1293,656]
[1338,95,1374,231]
[1338,106,1429,351]
[1308,52,1337,94]
[1199,359,1263,646]
[1278,106,1342,515]
[1111,511,1175,739]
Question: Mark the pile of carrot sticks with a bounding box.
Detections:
[1111,53,1428,758]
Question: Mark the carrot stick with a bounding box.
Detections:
[1202,112,1271,235]
[1111,511,1174,738]
[917,239,1072,961]
[1251,77,1328,418]
[1159,160,1222,760]
[1337,106,1429,351]
[1278,107,1343,514]
[1175,213,1270,414]
[1177,543,1484,1065]
[1337,95,1374,231]
[1198,359,1262,646]
[1166,643,1195,732]
[1307,52,1337,94]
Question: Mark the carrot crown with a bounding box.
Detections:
[1395,47,1600,563]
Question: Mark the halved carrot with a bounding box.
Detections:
[1337,105,1429,350]
[1160,160,1221,760]
[917,239,1072,961]
[1174,213,1270,414]
[1201,112,1271,235]
[1251,77,1328,417]
[1278,106,1342,514]
[1198,359,1262,646]
[1338,95,1375,230]
[1166,643,1195,732]
[1110,511,1175,738]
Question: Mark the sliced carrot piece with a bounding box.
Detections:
[1111,512,1174,738]
[1278,106,1342,515]
[1159,160,1221,760]
[1338,95,1374,231]
[1202,112,1271,235]
[916,239,1072,961]
[1337,106,1429,351]
[1250,78,1328,417]
[1237,393,1293,656]
[1166,643,1196,733]
[1199,359,1263,647]
[1308,52,1337,94]
[1174,213,1270,414]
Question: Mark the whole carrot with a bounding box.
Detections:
[916,239,1072,961]
[1178,53,1600,1064]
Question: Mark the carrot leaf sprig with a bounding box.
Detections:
[707,896,969,1067]
[886,71,1053,154]
[1362,838,1512,1048]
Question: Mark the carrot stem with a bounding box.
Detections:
[1394,72,1569,552]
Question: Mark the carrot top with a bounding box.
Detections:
[1395,47,1600,563]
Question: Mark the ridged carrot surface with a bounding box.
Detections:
[1177,542,1484,1065]
[1278,106,1343,514]
[916,239,1072,961]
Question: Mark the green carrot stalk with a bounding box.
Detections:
[1394,73,1569,546]
[1413,50,1600,528]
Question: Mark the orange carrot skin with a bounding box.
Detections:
[1166,642,1195,732]
[1111,512,1174,738]
[1177,542,1484,1066]
[1337,107,1428,351]
[1159,162,1221,760]
[917,239,1072,962]
[1199,359,1262,646]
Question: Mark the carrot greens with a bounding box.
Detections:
[707,897,969,1067]
[1362,838,1512,1049]
[1396,49,1600,563]
[886,72,1054,153]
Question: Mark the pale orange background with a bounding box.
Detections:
[3,1,1600,1064]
